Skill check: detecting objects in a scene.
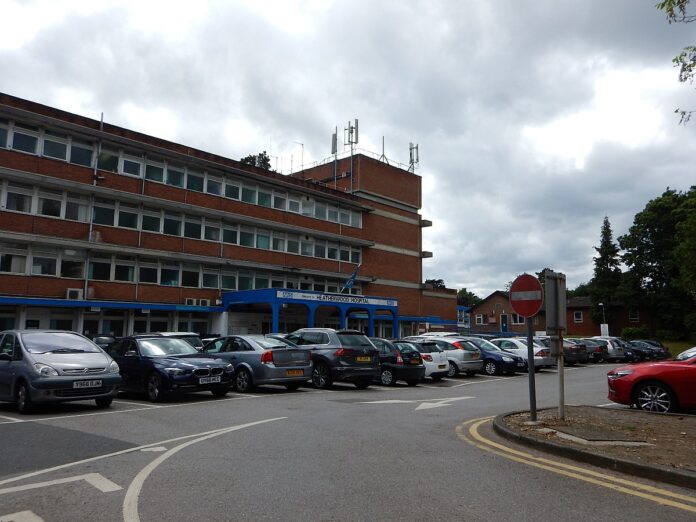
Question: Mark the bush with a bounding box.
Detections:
[621,326,651,340]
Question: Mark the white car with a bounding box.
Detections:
[394,340,448,381]
[491,338,555,371]
[404,336,483,377]
[592,336,626,362]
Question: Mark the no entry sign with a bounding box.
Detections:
[509,274,544,318]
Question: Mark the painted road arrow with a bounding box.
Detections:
[0,473,122,496]
[359,397,474,411]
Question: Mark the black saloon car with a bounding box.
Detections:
[107,336,234,401]
[369,337,425,386]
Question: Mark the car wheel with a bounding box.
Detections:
[483,360,499,376]
[211,387,229,398]
[447,361,459,378]
[380,368,396,386]
[147,373,167,402]
[235,368,253,393]
[406,380,419,387]
[354,380,370,389]
[16,382,33,414]
[312,362,333,389]
[95,397,113,408]
[634,381,677,413]
[284,382,302,391]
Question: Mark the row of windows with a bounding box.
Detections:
[0,180,362,264]
[0,118,362,228]
[474,314,537,326]
[0,243,362,294]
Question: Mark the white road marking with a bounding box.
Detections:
[359,397,474,411]
[415,397,474,410]
[112,400,162,408]
[0,510,45,522]
[0,414,22,422]
[122,418,286,522]
[0,473,121,496]
[0,418,285,488]
[139,447,167,452]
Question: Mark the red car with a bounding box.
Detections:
[607,347,696,413]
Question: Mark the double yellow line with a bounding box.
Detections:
[456,417,696,513]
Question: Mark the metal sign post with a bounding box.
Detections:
[510,274,544,423]
[544,270,567,420]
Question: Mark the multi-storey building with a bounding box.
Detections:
[0,93,456,338]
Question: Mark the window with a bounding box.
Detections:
[339,246,350,262]
[573,311,583,323]
[69,140,93,167]
[258,189,272,207]
[43,131,68,160]
[166,167,184,187]
[32,255,57,276]
[61,250,85,278]
[238,272,253,290]
[160,266,180,286]
[5,183,33,213]
[239,227,254,247]
[241,185,256,204]
[511,313,525,325]
[117,203,139,229]
[221,273,237,290]
[38,189,62,218]
[288,198,300,213]
[204,221,221,242]
[328,206,339,222]
[475,314,484,325]
[93,200,115,226]
[187,171,204,192]
[114,262,135,282]
[299,279,312,290]
[314,241,326,259]
[629,309,640,323]
[271,278,285,288]
[339,210,350,225]
[350,249,360,264]
[327,243,338,260]
[313,282,325,292]
[89,261,112,280]
[272,233,285,252]
[139,266,158,283]
[206,176,222,196]
[350,211,362,228]
[184,217,202,239]
[225,182,240,199]
[255,274,269,289]
[181,266,200,287]
[0,252,26,274]
[222,225,238,244]
[0,120,7,148]
[273,193,286,210]
[202,271,218,289]
[141,209,161,232]
[314,201,327,220]
[287,235,299,254]
[122,153,142,177]
[300,239,313,257]
[163,212,181,236]
[65,193,89,222]
[145,162,165,182]
[98,149,119,172]
[11,124,39,153]
[301,199,314,217]
[256,229,270,250]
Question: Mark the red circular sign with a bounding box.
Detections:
[509,274,544,318]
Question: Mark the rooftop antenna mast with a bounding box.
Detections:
[344,119,359,192]
[408,142,419,173]
[331,127,338,188]
[379,136,389,165]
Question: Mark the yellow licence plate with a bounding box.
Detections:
[438,364,447,369]
[356,356,371,363]
[286,369,304,376]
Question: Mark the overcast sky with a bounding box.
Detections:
[2,0,694,297]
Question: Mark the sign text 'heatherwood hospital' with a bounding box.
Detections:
[276,291,397,308]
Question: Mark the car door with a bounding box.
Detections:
[231,337,259,377]
[0,334,17,399]
[112,339,142,390]
[499,340,523,359]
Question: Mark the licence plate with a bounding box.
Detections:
[286,369,304,376]
[517,362,525,366]
[438,364,446,369]
[199,376,221,384]
[356,356,371,363]
[410,360,420,364]
[73,380,102,389]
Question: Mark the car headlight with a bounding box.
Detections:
[502,356,513,362]
[108,361,120,373]
[608,369,634,380]
[34,363,58,377]
[225,363,234,372]
[164,367,185,375]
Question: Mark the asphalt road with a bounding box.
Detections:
[1,363,694,522]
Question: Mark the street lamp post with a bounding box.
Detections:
[598,302,606,324]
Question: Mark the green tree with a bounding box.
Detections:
[424,278,446,289]
[240,150,273,170]
[567,281,590,299]
[589,217,622,320]
[657,0,696,123]
[457,288,482,307]
[674,188,696,295]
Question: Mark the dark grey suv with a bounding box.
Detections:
[285,328,379,389]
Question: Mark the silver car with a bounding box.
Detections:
[0,330,121,413]
[403,336,483,377]
[202,335,312,392]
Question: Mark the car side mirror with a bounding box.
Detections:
[0,353,11,362]
[124,351,137,357]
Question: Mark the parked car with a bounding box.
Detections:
[394,340,448,381]
[403,336,483,377]
[0,330,121,413]
[155,332,204,350]
[285,329,379,389]
[607,347,696,412]
[458,337,527,375]
[534,336,588,365]
[634,339,670,359]
[201,335,312,392]
[627,340,658,361]
[579,338,608,363]
[370,338,425,386]
[490,338,555,371]
[92,335,117,350]
[592,336,626,362]
[106,335,234,401]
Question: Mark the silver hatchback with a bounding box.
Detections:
[0,330,121,413]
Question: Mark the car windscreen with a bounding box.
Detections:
[396,343,418,355]
[336,333,374,347]
[464,338,501,352]
[675,348,696,361]
[255,338,293,349]
[138,338,199,356]
[408,342,442,353]
[21,332,102,354]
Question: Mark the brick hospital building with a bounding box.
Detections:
[0,93,456,337]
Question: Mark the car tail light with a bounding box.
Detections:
[334,348,354,357]
[452,341,465,350]
[422,354,433,362]
[260,350,274,364]
[396,351,404,365]
[536,349,550,357]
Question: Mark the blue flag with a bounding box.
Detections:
[341,264,361,293]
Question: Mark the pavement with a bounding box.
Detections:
[493,407,696,490]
